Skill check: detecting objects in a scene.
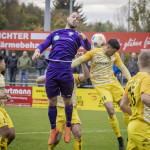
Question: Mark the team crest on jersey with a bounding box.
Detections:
[68,32,73,36]
[54,35,59,41]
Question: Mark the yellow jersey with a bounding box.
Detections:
[57,74,80,107]
[83,48,123,86]
[124,72,150,124]
[0,74,5,107]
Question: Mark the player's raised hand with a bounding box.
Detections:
[78,32,87,40]
[32,49,40,61]
[6,95,11,101]
[2,94,12,101]
[76,52,84,58]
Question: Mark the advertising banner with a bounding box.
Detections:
[76,88,121,111]
[4,86,32,107]
[32,87,48,108]
[32,87,121,112]
[0,30,150,53]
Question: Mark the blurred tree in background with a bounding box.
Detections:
[0,0,149,63]
[128,0,150,32]
[0,0,44,30]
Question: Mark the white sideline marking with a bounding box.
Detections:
[16,129,127,135]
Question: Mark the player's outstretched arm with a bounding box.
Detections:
[118,64,131,80]
[141,93,150,108]
[79,32,91,51]
[71,56,86,68]
[79,63,90,82]
[36,75,46,84]
[120,95,132,115]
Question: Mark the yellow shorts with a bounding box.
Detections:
[0,107,14,128]
[56,106,81,133]
[127,119,150,150]
[94,81,124,104]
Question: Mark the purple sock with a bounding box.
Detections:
[48,106,57,129]
[65,104,73,127]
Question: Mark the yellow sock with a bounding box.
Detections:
[0,137,8,150]
[48,144,56,150]
[123,113,130,127]
[108,114,121,138]
[74,138,82,150]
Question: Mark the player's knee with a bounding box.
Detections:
[63,98,72,106]
[49,98,57,106]
[107,109,115,116]
[0,128,9,139]
[73,130,81,139]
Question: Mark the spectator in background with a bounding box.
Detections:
[127,53,139,77]
[17,51,32,86]
[0,48,8,75]
[7,51,18,86]
[113,63,121,82]
[34,54,48,77]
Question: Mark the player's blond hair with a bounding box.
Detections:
[138,51,150,68]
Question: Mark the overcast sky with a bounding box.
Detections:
[20,0,130,23]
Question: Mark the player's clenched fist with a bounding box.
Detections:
[78,32,87,40]
[32,49,40,60]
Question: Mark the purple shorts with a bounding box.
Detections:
[45,64,74,99]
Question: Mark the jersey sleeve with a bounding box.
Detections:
[124,81,129,96]
[73,74,80,84]
[37,32,54,53]
[82,49,96,61]
[80,38,91,51]
[140,77,150,95]
[114,52,123,67]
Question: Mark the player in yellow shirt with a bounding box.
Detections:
[120,51,150,150]
[0,54,15,150]
[72,39,131,150]
[36,56,90,150]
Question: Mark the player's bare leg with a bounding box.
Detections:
[104,101,125,150]
[63,97,73,143]
[117,100,130,127]
[7,127,15,145]
[48,97,59,145]
[0,126,9,150]
[72,124,82,150]
[48,132,62,150]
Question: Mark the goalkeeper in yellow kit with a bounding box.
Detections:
[120,51,150,150]
[72,39,131,150]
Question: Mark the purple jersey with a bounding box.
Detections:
[37,29,91,63]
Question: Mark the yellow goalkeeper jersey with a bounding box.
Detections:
[57,74,80,107]
[83,48,123,86]
[124,72,150,124]
[0,74,5,107]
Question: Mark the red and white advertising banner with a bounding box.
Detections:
[0,30,150,53]
[4,86,32,107]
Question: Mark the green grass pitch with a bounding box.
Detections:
[6,107,128,150]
